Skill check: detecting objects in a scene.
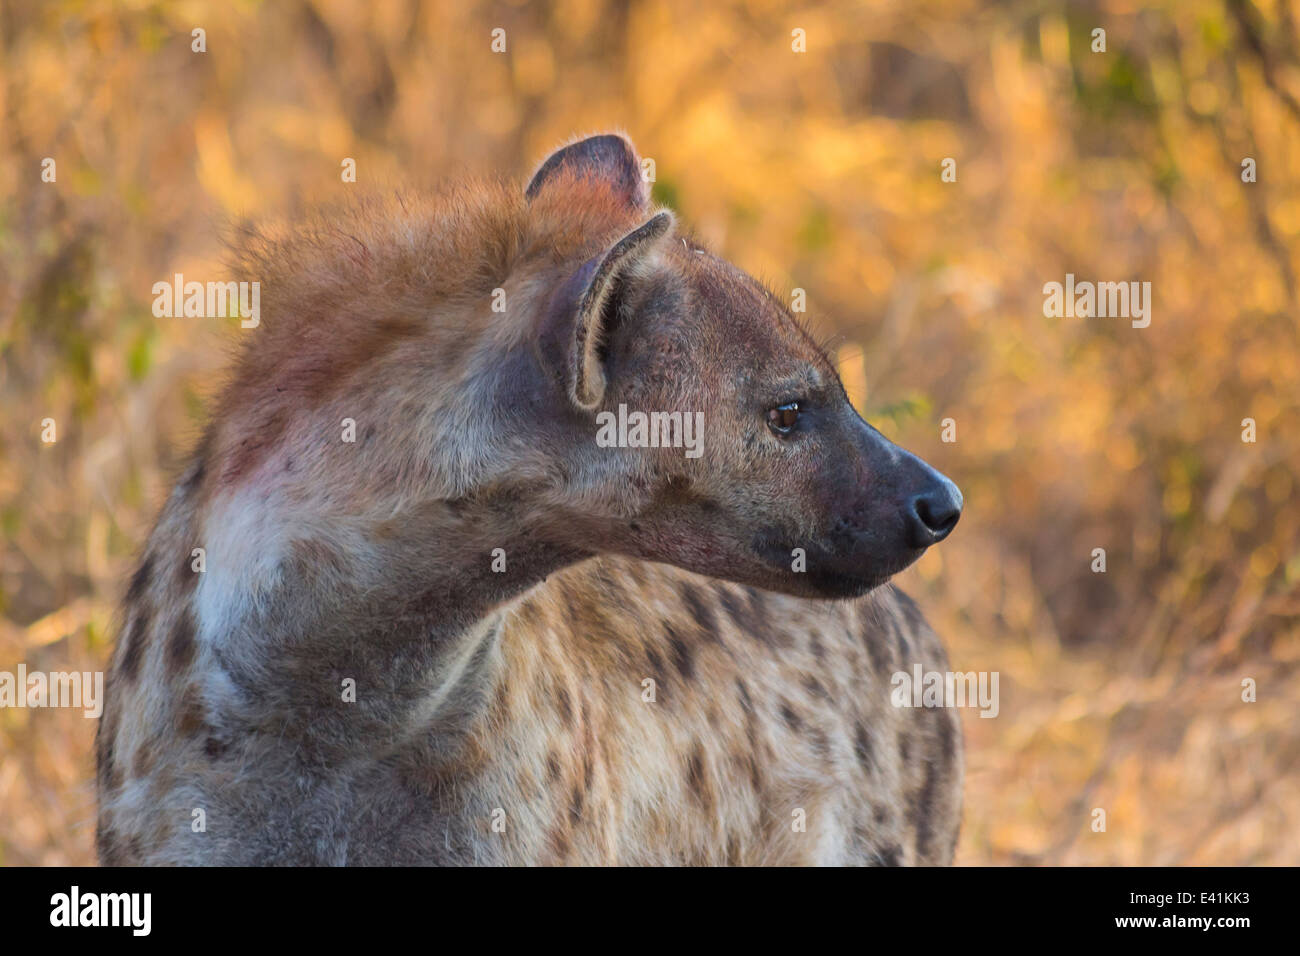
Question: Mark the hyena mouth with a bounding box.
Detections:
[751,526,922,597]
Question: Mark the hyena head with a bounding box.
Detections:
[523,134,962,599]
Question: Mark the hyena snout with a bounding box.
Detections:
[837,425,963,566]
[781,426,965,598]
[902,464,963,548]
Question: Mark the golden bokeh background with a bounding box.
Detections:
[2,0,1297,864]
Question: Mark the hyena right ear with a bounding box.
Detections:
[540,211,676,411]
[526,134,649,211]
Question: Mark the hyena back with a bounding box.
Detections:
[97,134,964,865]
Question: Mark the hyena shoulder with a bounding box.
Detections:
[463,556,962,864]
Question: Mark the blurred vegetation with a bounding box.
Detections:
[1,0,1298,865]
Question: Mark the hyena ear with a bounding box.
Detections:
[526,134,649,211]
[543,211,676,411]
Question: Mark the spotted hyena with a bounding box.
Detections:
[97,134,965,865]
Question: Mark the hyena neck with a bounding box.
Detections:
[181,475,588,766]
[181,335,591,766]
[153,184,639,766]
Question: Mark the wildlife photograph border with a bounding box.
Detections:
[1,0,1297,897]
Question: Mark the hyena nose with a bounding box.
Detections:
[904,475,963,547]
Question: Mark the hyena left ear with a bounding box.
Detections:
[526,134,649,211]
[543,211,676,411]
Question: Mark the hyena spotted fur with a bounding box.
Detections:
[97,134,965,866]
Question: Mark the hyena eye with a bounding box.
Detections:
[767,401,800,435]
